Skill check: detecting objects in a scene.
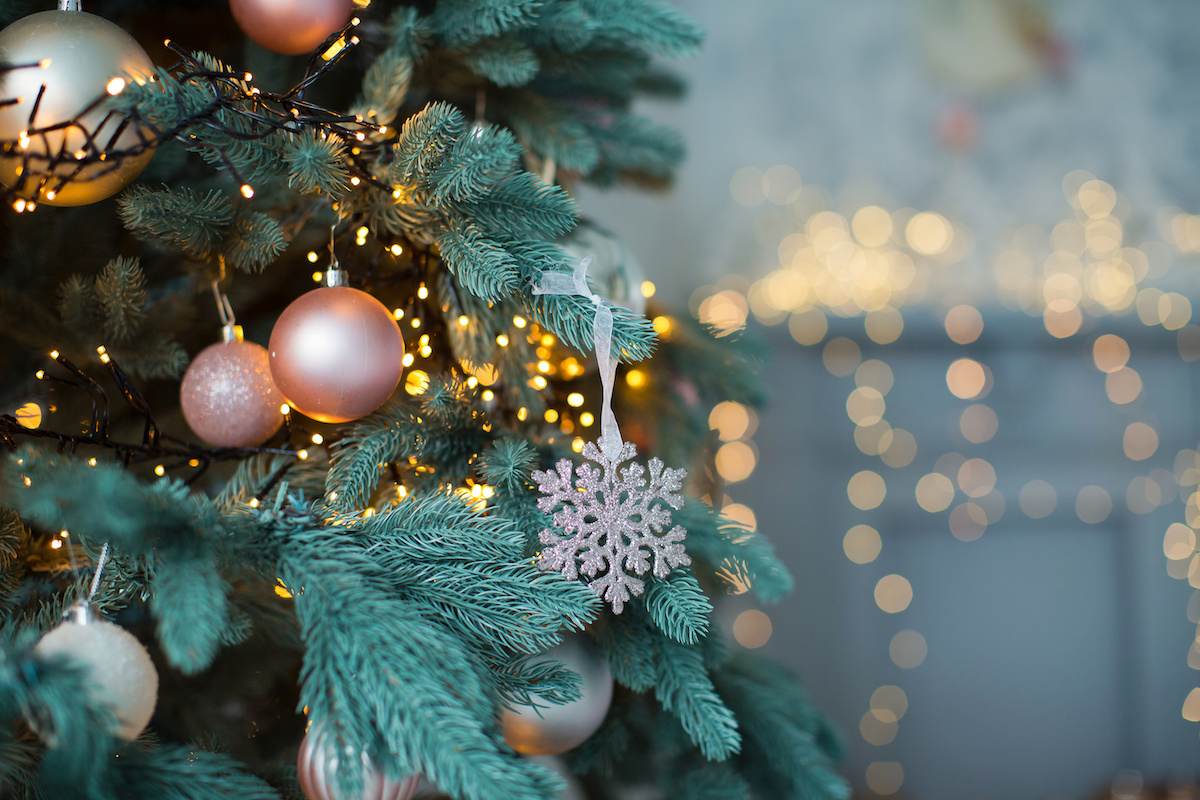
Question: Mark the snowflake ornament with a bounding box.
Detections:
[533,439,690,613]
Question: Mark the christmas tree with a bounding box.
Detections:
[0,1,846,798]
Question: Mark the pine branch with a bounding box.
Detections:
[391,102,467,186]
[642,568,711,645]
[282,130,352,196]
[436,221,521,302]
[279,530,563,800]
[117,186,234,258]
[464,36,541,87]
[431,0,543,46]
[451,171,578,239]
[429,124,523,205]
[676,499,793,603]
[150,554,231,675]
[714,654,849,800]
[93,257,147,344]
[222,211,289,272]
[111,745,284,800]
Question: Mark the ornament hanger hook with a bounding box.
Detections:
[324,213,347,287]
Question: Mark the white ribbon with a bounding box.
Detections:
[533,255,623,460]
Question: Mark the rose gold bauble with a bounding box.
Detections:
[0,10,156,205]
[297,728,419,800]
[269,286,405,424]
[229,0,353,56]
[181,332,284,447]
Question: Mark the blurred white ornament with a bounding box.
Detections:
[502,634,613,755]
[922,0,1060,93]
[559,221,647,315]
[33,603,158,740]
[297,726,419,800]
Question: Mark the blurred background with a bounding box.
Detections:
[575,1,1200,797]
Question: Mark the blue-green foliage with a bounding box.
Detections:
[596,608,741,759]
[273,499,577,800]
[714,654,850,800]
[53,256,189,379]
[0,0,851,797]
[677,499,795,603]
[281,131,352,196]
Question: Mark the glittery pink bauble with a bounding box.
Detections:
[228,0,353,56]
[269,286,405,424]
[297,729,420,800]
[180,339,284,447]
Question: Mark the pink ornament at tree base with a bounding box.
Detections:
[297,727,420,800]
[181,327,285,448]
[229,0,353,56]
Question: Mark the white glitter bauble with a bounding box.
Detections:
[34,608,158,740]
[502,634,613,756]
[297,727,419,800]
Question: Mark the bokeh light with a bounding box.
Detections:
[946,358,987,399]
[915,473,955,513]
[860,712,898,746]
[848,470,887,510]
[959,404,998,443]
[880,429,918,468]
[715,441,757,483]
[733,609,773,649]
[1019,480,1058,519]
[870,685,909,723]
[875,574,913,613]
[866,762,905,795]
[944,304,984,344]
[1123,422,1159,461]
[1076,485,1113,524]
[844,524,883,564]
[890,630,927,669]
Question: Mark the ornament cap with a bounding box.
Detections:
[66,601,96,625]
[58,0,82,11]
[221,324,245,344]
[323,267,349,287]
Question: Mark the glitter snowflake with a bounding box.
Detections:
[532,439,690,613]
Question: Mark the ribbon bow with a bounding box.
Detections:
[533,255,623,460]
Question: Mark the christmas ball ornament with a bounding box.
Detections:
[33,604,158,740]
[0,8,156,206]
[502,634,613,755]
[229,0,354,56]
[297,727,420,800]
[181,325,285,447]
[269,270,405,424]
[559,220,647,316]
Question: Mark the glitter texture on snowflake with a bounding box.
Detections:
[532,439,690,613]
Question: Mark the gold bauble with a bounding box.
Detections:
[0,10,156,206]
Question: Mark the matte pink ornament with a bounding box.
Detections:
[297,728,420,800]
[228,0,353,56]
[181,330,285,447]
[268,285,405,424]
